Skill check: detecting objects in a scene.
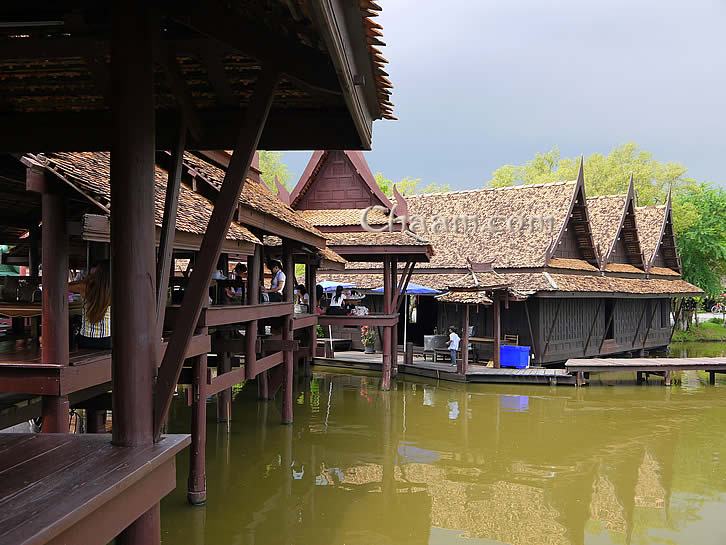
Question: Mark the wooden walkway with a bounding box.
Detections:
[566,357,726,385]
[314,351,577,385]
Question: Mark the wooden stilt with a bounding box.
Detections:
[216,343,232,423]
[86,409,107,433]
[460,304,470,375]
[188,355,208,505]
[111,2,160,543]
[381,257,392,390]
[709,371,716,385]
[35,177,70,433]
[664,370,672,386]
[493,293,501,368]
[390,258,398,376]
[281,239,294,424]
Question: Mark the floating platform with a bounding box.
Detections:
[314,351,577,385]
[566,357,726,385]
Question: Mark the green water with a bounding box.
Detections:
[161,343,726,545]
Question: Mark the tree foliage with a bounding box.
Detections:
[673,184,726,297]
[374,172,450,197]
[258,151,291,192]
[487,143,725,295]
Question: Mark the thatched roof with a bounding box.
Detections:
[635,205,667,266]
[26,152,258,244]
[587,195,627,260]
[403,181,577,268]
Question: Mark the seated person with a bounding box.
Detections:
[296,284,310,308]
[224,262,247,303]
[261,259,285,302]
[326,285,348,315]
[69,260,111,349]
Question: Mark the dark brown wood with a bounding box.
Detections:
[206,365,246,398]
[155,65,279,440]
[86,410,107,433]
[249,352,285,378]
[33,167,71,432]
[598,300,618,352]
[157,44,201,140]
[317,314,399,327]
[630,300,649,347]
[215,347,232,424]
[381,257,392,390]
[583,299,603,355]
[155,122,186,342]
[523,300,537,363]
[493,294,501,368]
[110,0,156,452]
[282,239,294,424]
[641,301,659,348]
[0,433,189,545]
[542,299,562,357]
[390,258,398,376]
[459,304,470,375]
[237,206,327,248]
[188,355,207,505]
[245,244,261,380]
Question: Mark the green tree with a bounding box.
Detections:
[487,144,725,295]
[258,151,291,192]
[673,184,726,297]
[487,143,694,204]
[374,172,450,197]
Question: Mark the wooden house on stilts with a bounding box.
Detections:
[290,151,701,368]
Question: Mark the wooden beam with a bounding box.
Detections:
[157,42,202,140]
[583,299,603,356]
[523,300,537,363]
[493,293,501,368]
[199,42,237,107]
[641,301,659,348]
[542,299,562,357]
[0,109,363,152]
[155,121,186,342]
[154,65,279,440]
[599,301,619,352]
[630,301,649,347]
[460,305,470,375]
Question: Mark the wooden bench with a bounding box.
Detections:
[0,433,189,545]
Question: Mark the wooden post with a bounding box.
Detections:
[381,257,392,390]
[709,371,716,385]
[459,304,470,375]
[216,341,232,423]
[86,410,107,433]
[155,122,186,342]
[154,65,279,439]
[111,3,159,543]
[281,239,294,424]
[390,258,398,376]
[188,354,208,505]
[493,293,501,368]
[38,179,70,432]
[304,258,316,375]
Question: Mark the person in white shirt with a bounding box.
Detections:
[447,326,460,367]
[262,260,286,302]
[326,285,347,315]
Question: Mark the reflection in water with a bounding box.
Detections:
[162,367,726,545]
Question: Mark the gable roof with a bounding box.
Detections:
[181,152,326,246]
[403,180,577,269]
[290,150,392,209]
[24,152,258,245]
[587,194,627,261]
[586,178,644,269]
[635,205,666,266]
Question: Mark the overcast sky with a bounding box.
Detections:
[282,0,725,190]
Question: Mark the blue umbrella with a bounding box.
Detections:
[318,280,355,293]
[371,282,441,296]
[372,282,441,346]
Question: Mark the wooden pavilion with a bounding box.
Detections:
[0,2,392,544]
[291,151,700,373]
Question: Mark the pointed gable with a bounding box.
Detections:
[549,160,599,267]
[290,150,392,210]
[636,191,680,273]
[588,177,644,271]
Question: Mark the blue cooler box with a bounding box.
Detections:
[500,345,530,369]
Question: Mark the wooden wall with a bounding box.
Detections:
[295,150,384,210]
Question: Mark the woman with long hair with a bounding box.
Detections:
[70,260,111,349]
[326,285,348,315]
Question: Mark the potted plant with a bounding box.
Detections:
[361,326,376,354]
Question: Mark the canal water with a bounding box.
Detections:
[162,342,726,545]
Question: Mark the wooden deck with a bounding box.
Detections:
[0,433,189,545]
[566,357,726,385]
[315,351,577,385]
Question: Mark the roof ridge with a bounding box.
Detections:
[404,180,577,199]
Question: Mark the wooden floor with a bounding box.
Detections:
[566,357,726,373]
[0,433,189,545]
[315,351,577,385]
